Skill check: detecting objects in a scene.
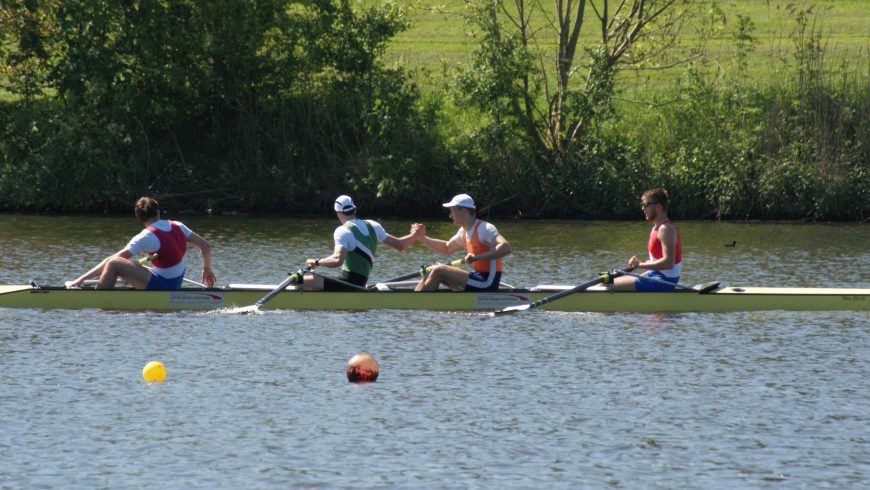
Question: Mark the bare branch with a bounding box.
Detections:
[461,0,690,156]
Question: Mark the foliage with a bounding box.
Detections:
[448,0,701,216]
[1,0,869,221]
[0,0,448,214]
[620,3,870,220]
[441,0,869,220]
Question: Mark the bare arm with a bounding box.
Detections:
[382,222,427,251]
[306,244,347,269]
[187,232,216,287]
[417,234,464,256]
[466,234,512,263]
[632,224,676,271]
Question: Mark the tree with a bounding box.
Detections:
[1,0,447,213]
[457,0,692,158]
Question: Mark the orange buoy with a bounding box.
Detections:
[346,353,379,383]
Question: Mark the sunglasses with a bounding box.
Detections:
[641,201,659,207]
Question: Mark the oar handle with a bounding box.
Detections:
[138,254,156,265]
[422,258,464,276]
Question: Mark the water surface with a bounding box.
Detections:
[1,215,868,488]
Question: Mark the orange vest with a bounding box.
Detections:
[462,221,502,273]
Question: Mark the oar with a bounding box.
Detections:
[175,275,208,288]
[227,269,304,314]
[366,259,464,290]
[309,269,369,291]
[489,270,622,317]
[141,254,208,288]
[618,270,720,293]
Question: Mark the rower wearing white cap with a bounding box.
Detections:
[414,193,512,292]
[303,195,423,291]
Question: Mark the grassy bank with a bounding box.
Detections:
[385,0,870,220]
[389,0,870,86]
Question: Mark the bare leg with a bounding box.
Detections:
[611,275,636,292]
[67,256,112,288]
[301,272,324,291]
[415,265,469,291]
[97,257,152,289]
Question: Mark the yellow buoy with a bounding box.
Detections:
[142,361,167,383]
[346,353,379,383]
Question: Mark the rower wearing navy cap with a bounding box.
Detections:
[414,193,512,292]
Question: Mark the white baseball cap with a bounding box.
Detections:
[442,193,475,209]
[334,195,356,213]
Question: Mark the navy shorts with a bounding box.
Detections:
[634,271,679,292]
[465,271,502,292]
[146,273,184,290]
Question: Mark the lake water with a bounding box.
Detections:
[1,215,869,488]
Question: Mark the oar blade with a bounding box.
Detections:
[225,270,302,314]
[694,281,721,293]
[224,304,262,315]
[488,304,531,317]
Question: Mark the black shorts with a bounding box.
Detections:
[464,271,501,291]
[322,270,368,291]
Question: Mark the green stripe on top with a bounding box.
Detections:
[341,220,378,278]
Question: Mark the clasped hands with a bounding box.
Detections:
[410,223,426,240]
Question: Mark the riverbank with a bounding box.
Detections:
[1,1,868,220]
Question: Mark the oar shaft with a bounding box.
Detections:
[525,276,606,309]
[140,254,208,288]
[367,259,464,290]
[377,270,424,285]
[310,270,368,291]
[254,271,302,307]
[490,272,612,316]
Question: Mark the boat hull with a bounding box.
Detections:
[2,285,869,312]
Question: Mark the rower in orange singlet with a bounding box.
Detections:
[414,194,512,292]
[612,187,682,292]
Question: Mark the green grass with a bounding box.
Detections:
[385,0,870,87]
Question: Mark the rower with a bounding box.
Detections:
[66,197,216,290]
[610,187,682,292]
[414,193,512,292]
[300,195,423,291]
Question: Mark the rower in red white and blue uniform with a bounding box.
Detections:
[66,197,216,290]
[127,219,193,289]
[612,187,682,292]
